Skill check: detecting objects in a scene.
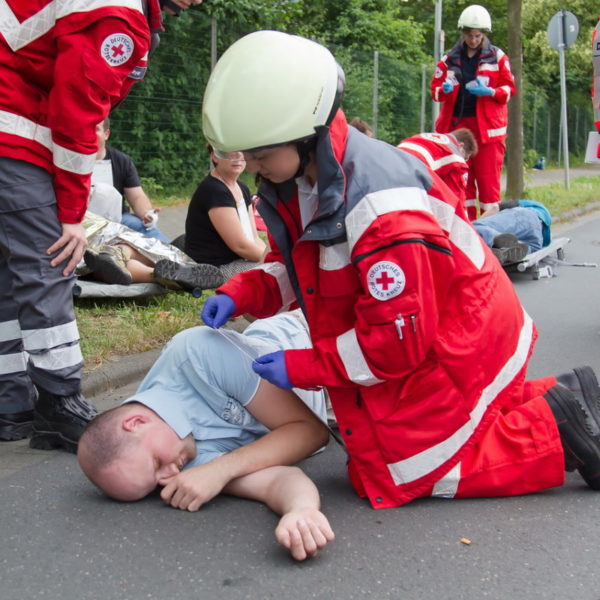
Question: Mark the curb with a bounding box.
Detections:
[82,348,161,399]
[81,316,253,399]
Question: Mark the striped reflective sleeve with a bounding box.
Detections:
[1,0,143,51]
[487,127,507,138]
[254,262,295,310]
[53,144,97,175]
[336,328,384,387]
[386,308,534,486]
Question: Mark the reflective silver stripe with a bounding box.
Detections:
[0,109,52,150]
[0,319,21,343]
[21,321,80,351]
[487,127,507,138]
[479,63,499,72]
[465,198,477,207]
[346,187,485,270]
[429,194,486,270]
[431,462,461,498]
[29,343,83,371]
[399,143,466,171]
[0,110,96,175]
[434,87,441,102]
[254,262,296,309]
[387,309,534,486]
[480,201,499,210]
[319,242,351,271]
[0,0,143,51]
[53,144,96,175]
[499,85,512,100]
[0,350,27,375]
[336,328,384,387]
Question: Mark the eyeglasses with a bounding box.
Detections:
[213,149,245,161]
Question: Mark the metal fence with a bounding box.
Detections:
[108,33,593,192]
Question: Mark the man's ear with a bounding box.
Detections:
[122,413,150,432]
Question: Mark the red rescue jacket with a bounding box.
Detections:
[431,39,515,144]
[219,110,536,509]
[0,1,156,223]
[397,133,469,205]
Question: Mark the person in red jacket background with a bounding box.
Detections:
[0,0,202,451]
[431,4,515,221]
[396,129,477,209]
[199,31,600,510]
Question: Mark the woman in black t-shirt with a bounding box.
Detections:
[185,146,266,281]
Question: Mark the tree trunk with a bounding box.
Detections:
[506,0,524,200]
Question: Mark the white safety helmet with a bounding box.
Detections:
[457,5,492,32]
[202,30,345,153]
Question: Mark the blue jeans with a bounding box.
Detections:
[473,207,543,253]
[121,212,170,243]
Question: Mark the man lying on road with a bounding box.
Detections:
[77,312,334,561]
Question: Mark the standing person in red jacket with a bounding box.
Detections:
[397,129,477,209]
[431,4,515,221]
[200,30,600,510]
[0,0,202,451]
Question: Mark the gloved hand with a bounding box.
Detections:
[467,79,494,97]
[442,81,454,94]
[252,351,293,390]
[201,294,235,328]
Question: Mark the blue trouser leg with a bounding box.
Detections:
[473,207,544,253]
[121,212,170,242]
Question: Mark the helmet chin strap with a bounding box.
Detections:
[293,137,317,179]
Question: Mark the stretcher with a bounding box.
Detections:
[504,236,598,279]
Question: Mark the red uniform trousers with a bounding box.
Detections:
[456,116,505,221]
[348,376,565,503]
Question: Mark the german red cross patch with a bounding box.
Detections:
[367,261,406,301]
[101,33,134,66]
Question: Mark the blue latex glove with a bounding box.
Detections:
[252,351,293,390]
[467,79,494,97]
[201,294,236,328]
[442,81,454,94]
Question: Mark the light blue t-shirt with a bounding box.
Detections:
[124,313,326,468]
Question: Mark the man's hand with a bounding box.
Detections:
[275,507,335,561]
[47,222,88,276]
[160,463,228,512]
[252,351,293,390]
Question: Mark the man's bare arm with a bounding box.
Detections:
[159,379,329,511]
[224,465,335,561]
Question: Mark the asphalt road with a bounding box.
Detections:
[2,196,600,600]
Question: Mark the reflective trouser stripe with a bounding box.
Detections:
[22,321,80,351]
[0,351,27,375]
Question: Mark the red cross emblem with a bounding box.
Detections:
[367,260,406,300]
[111,44,125,57]
[375,271,395,290]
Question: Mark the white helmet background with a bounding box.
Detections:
[457,4,492,32]
[202,30,342,153]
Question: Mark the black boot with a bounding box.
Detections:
[29,389,98,453]
[0,410,33,441]
[544,366,600,489]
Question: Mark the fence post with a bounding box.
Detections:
[420,64,427,132]
[372,50,379,137]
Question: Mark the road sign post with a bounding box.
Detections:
[547,10,579,190]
